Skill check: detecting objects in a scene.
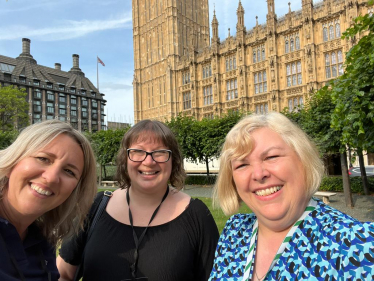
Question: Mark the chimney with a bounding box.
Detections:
[22,38,31,55]
[55,63,61,70]
[72,54,79,69]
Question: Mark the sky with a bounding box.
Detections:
[0,0,304,125]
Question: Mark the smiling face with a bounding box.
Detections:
[127,136,172,194]
[231,127,309,232]
[5,134,84,222]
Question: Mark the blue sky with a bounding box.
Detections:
[0,0,302,125]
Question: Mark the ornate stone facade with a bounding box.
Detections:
[132,0,369,122]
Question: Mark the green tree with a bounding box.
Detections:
[330,2,374,195]
[87,127,130,180]
[0,85,29,131]
[0,130,18,149]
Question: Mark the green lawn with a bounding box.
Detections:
[98,188,251,233]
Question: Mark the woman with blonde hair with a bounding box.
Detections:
[209,112,374,280]
[0,120,97,281]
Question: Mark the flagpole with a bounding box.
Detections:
[97,56,99,93]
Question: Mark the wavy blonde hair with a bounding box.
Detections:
[214,112,325,215]
[0,120,97,246]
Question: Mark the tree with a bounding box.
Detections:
[86,127,130,180]
[167,111,244,176]
[0,85,29,131]
[0,130,18,149]
[330,2,374,195]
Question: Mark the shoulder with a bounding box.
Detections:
[221,213,256,239]
[306,199,374,246]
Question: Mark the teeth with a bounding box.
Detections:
[255,186,282,197]
[31,184,52,196]
[141,171,157,175]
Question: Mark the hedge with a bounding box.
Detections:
[184,174,374,194]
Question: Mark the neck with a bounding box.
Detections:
[0,198,32,240]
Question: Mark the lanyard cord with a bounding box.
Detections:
[126,186,169,280]
[242,198,317,281]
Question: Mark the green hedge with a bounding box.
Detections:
[319,176,374,193]
[185,175,217,185]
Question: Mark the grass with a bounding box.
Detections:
[97,188,252,233]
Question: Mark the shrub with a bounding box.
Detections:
[320,176,374,193]
[185,175,217,185]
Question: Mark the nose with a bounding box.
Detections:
[251,162,270,182]
[42,165,60,184]
[142,153,156,165]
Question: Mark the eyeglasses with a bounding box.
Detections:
[127,149,172,163]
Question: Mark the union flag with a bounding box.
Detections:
[97,56,105,66]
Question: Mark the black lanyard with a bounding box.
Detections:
[126,186,169,280]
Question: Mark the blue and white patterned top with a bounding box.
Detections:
[209,199,374,281]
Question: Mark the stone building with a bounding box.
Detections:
[0,38,106,131]
[132,0,371,123]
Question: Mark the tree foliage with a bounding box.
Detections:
[167,111,244,175]
[0,130,18,149]
[0,85,29,131]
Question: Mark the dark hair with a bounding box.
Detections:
[116,120,186,189]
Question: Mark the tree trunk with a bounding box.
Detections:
[205,157,210,177]
[340,151,354,207]
[358,149,369,195]
[103,165,107,179]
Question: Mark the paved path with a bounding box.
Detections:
[100,185,374,222]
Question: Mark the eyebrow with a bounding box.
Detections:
[260,146,283,158]
[39,151,82,174]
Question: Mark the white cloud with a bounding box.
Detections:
[0,13,132,41]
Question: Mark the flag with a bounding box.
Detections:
[97,56,105,66]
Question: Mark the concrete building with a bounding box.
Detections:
[132,0,371,122]
[0,38,106,131]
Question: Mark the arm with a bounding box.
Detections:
[57,255,77,281]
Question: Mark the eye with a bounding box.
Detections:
[36,157,50,164]
[64,169,76,177]
[234,163,248,170]
[266,155,279,160]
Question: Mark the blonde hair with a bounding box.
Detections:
[0,120,97,246]
[214,112,325,215]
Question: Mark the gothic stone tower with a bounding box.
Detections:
[132,0,210,122]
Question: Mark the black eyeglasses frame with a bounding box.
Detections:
[126,148,172,163]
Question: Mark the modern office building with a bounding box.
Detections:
[132,0,371,123]
[0,38,106,131]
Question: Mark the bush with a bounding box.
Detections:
[320,176,374,193]
[185,175,217,185]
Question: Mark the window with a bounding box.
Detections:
[286,61,302,87]
[202,65,212,79]
[325,50,344,79]
[59,104,66,115]
[262,49,265,61]
[59,93,66,103]
[47,102,54,114]
[46,115,54,120]
[254,71,267,94]
[226,79,238,100]
[203,86,213,105]
[70,106,77,117]
[59,85,65,91]
[290,39,294,52]
[81,97,88,107]
[33,100,41,112]
[33,114,41,124]
[288,96,304,112]
[92,109,98,119]
[19,77,26,83]
[253,45,265,62]
[33,90,41,99]
[285,40,289,53]
[323,20,341,42]
[295,36,300,50]
[253,51,257,63]
[226,56,237,71]
[47,91,54,101]
[82,107,88,118]
[182,72,190,85]
[183,92,191,109]
[47,83,53,89]
[33,80,40,86]
[255,103,268,114]
[71,95,77,105]
[92,100,98,108]
[70,88,76,94]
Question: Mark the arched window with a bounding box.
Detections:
[323,27,328,42]
[332,52,337,77]
[260,104,264,114]
[329,25,334,40]
[203,68,206,79]
[338,50,343,63]
[331,52,337,64]
[290,39,294,52]
[262,49,265,61]
[257,49,261,62]
[254,73,258,83]
[253,51,257,63]
[285,40,289,53]
[299,97,304,108]
[295,36,300,50]
[294,98,298,107]
[336,23,341,38]
[233,57,237,69]
[288,99,293,111]
[265,103,268,113]
[325,54,331,79]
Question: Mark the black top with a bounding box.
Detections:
[0,218,59,281]
[60,192,219,281]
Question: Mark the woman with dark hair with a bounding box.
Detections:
[58,120,219,281]
[0,120,97,281]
